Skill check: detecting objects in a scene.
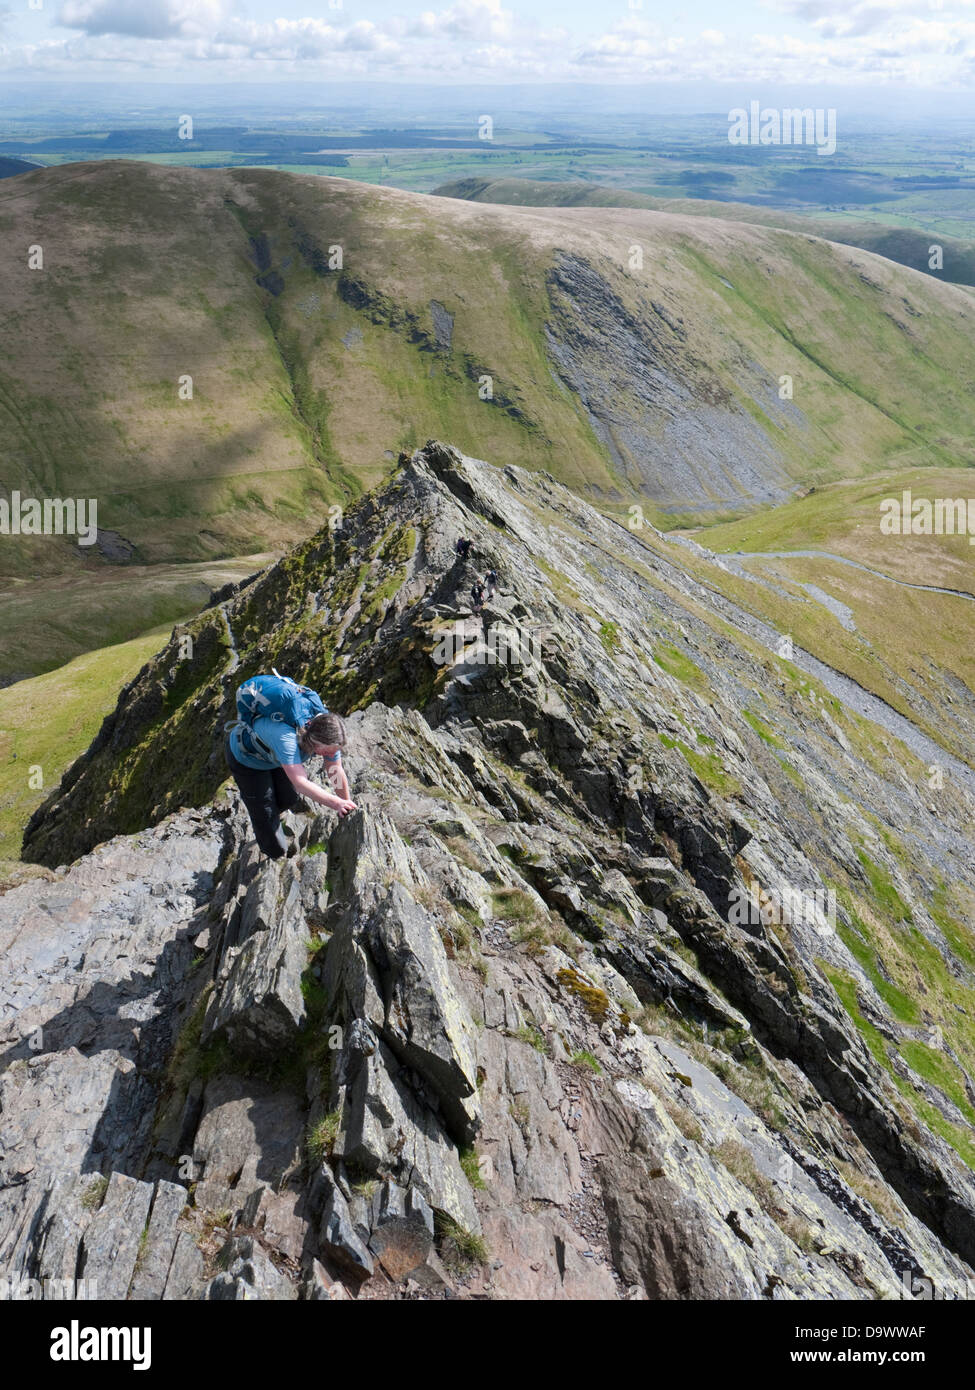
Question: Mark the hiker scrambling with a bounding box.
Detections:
[225,670,356,859]
[471,579,485,612]
[455,536,472,560]
[484,568,498,600]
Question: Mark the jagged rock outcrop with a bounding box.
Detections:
[6,442,975,1298]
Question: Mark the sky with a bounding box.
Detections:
[2,0,975,91]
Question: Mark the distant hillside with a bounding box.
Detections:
[435,177,975,287]
[0,157,37,179]
[4,160,975,674]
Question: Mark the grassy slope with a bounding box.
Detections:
[0,163,336,572]
[700,468,975,590]
[435,176,975,287]
[3,162,975,575]
[289,177,975,511]
[0,624,169,858]
[601,471,975,764]
[0,555,271,679]
[223,169,611,503]
[701,466,975,733]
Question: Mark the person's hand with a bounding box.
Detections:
[330,796,358,816]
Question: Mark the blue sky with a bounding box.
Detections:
[3,0,975,89]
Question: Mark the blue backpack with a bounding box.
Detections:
[229,669,327,762]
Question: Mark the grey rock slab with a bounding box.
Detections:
[128,1180,189,1301]
[78,1171,154,1300]
[365,880,481,1144]
[0,1050,136,1188]
[0,1171,94,1289]
[202,871,307,1053]
[239,1185,307,1263]
[320,1183,374,1281]
[335,1038,480,1234]
[162,1231,205,1300]
[192,1075,304,1214]
[467,1208,618,1301]
[206,1235,297,1301]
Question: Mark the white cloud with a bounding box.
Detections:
[774,0,975,36]
[58,0,236,39]
[0,0,966,84]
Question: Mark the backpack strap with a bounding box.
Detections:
[224,717,277,762]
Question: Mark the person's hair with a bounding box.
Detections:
[298,712,347,756]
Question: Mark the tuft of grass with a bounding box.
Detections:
[509,920,550,955]
[778,1214,820,1254]
[435,1213,489,1272]
[81,1174,109,1211]
[598,620,620,654]
[653,641,710,695]
[307,1108,342,1162]
[511,1022,549,1055]
[350,1177,379,1198]
[855,848,913,926]
[459,1146,488,1190]
[836,1159,904,1228]
[438,904,488,981]
[444,835,483,872]
[662,1094,704,1143]
[490,887,542,924]
[203,1209,234,1237]
[569,1049,602,1074]
[742,708,786,750]
[556,967,611,1025]
[507,907,580,960]
[134,1223,151,1271]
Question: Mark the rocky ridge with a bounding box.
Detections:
[5,442,975,1299]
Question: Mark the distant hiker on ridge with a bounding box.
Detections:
[225,670,356,859]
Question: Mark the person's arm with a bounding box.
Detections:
[281,761,356,815]
[326,759,351,800]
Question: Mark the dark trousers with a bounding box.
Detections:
[225,736,302,859]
